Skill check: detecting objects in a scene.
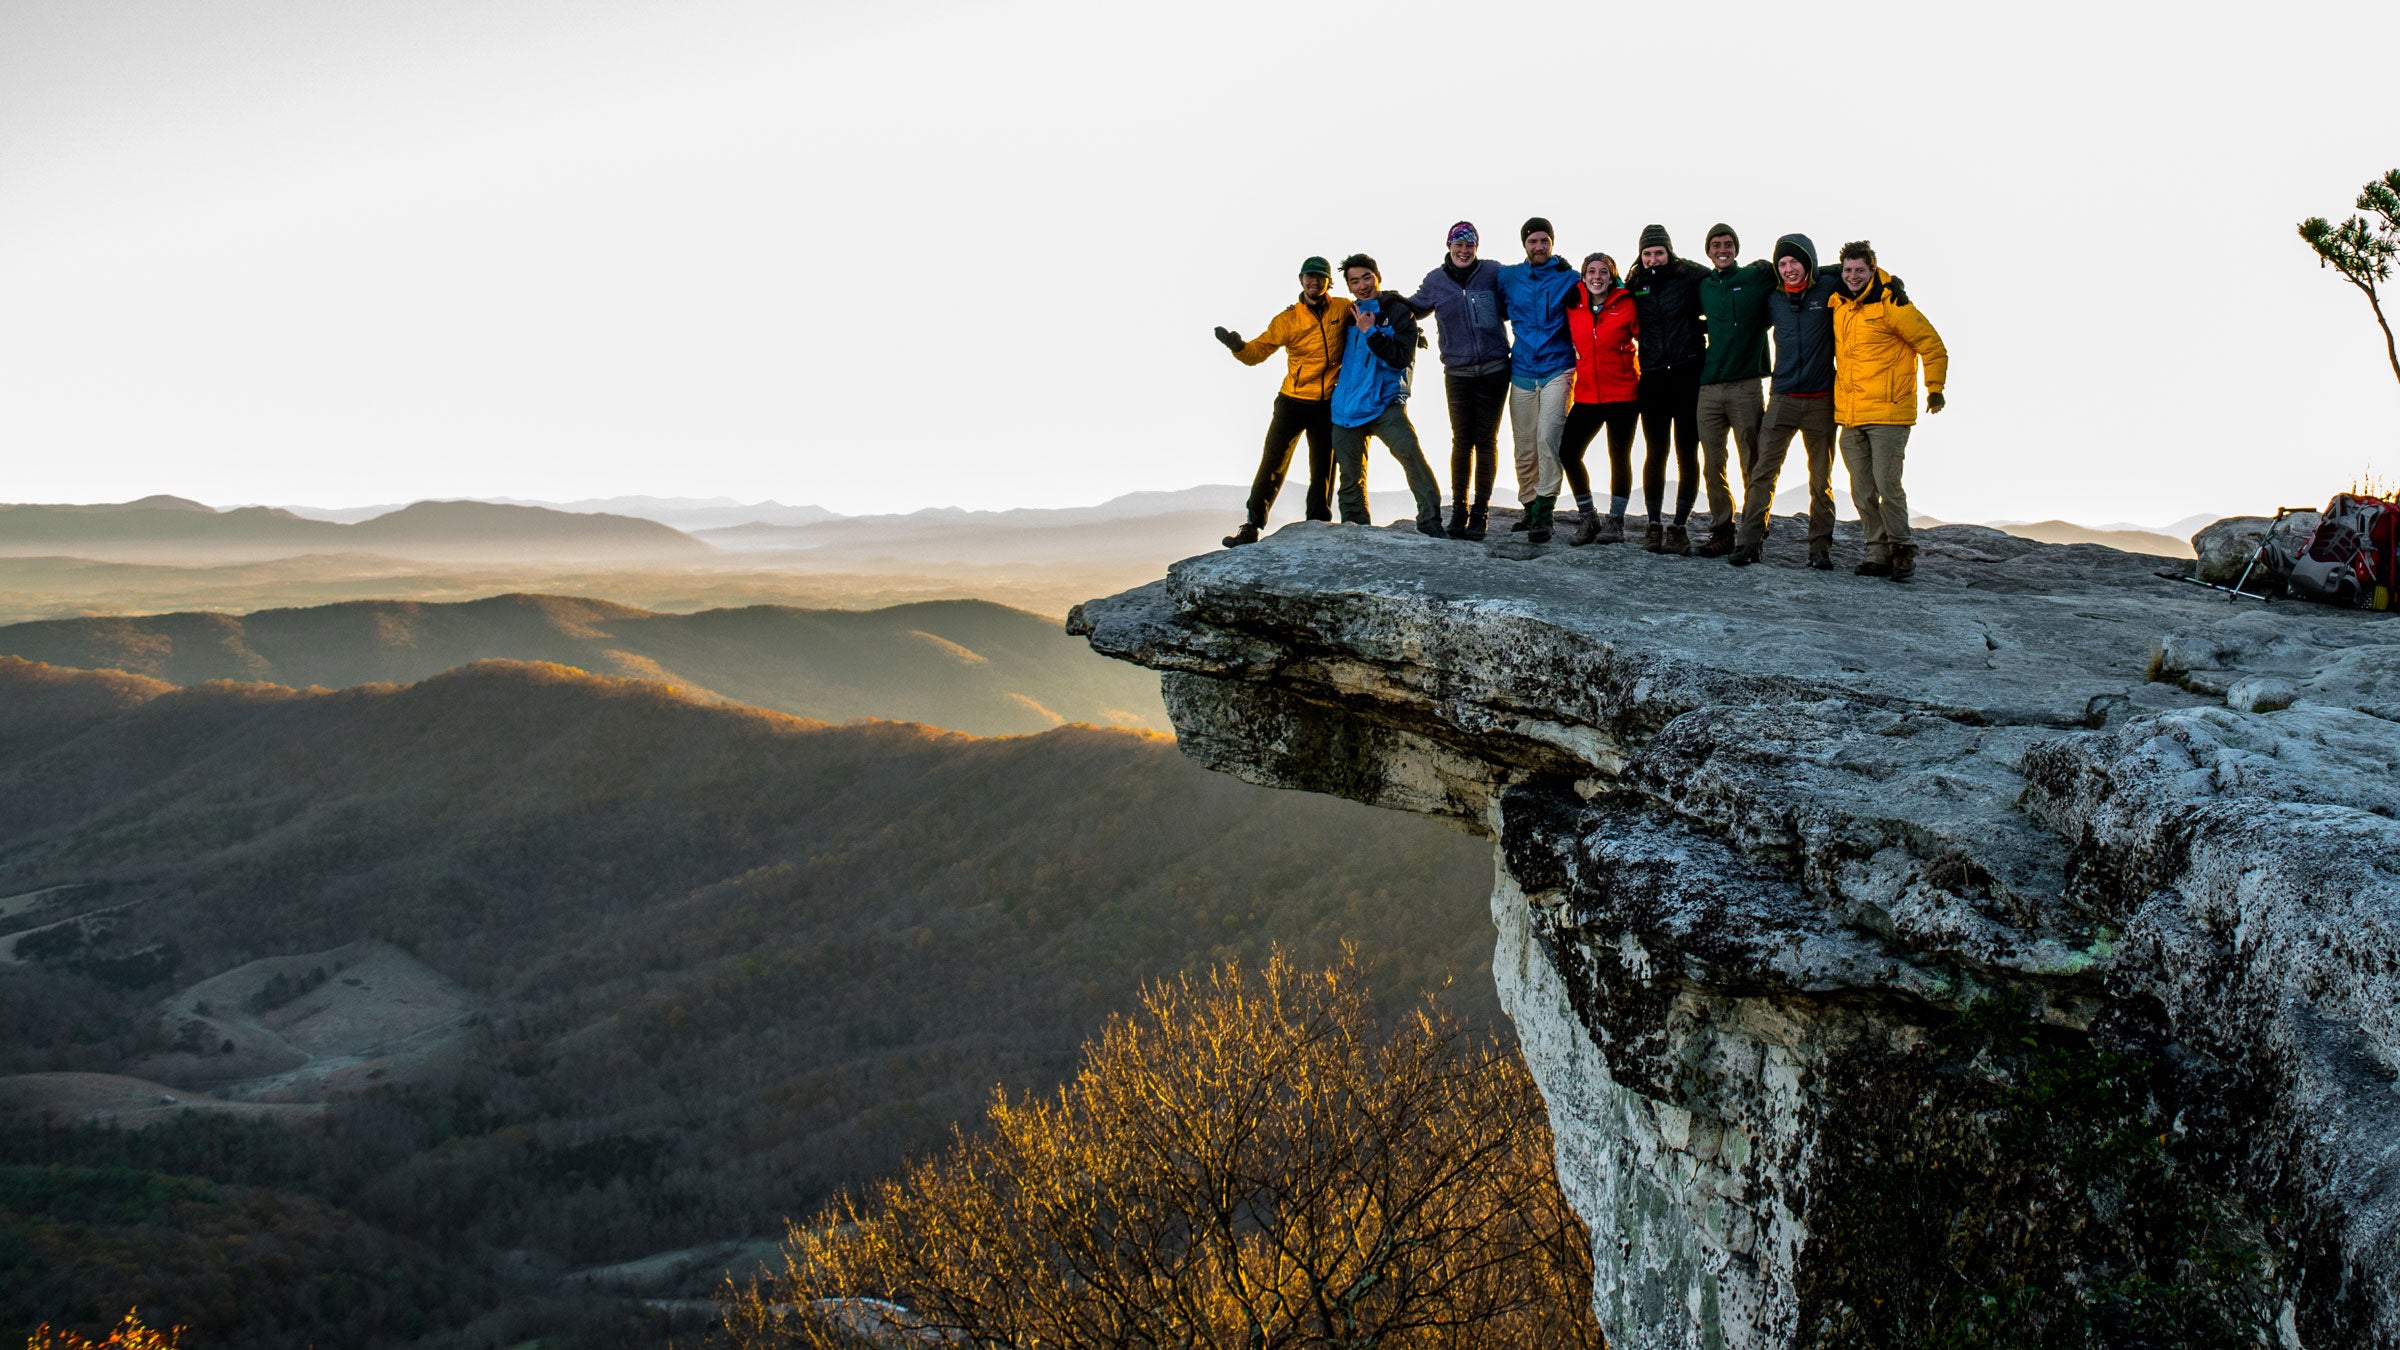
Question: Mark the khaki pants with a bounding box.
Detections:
[1507,371,1571,503]
[1695,379,1764,530]
[1740,395,1837,549]
[1841,422,1914,563]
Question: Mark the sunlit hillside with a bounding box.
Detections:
[0,594,1168,735]
[0,657,1494,1348]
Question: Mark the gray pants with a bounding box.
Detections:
[1333,403,1444,527]
[1696,379,1764,530]
[1841,422,1914,562]
[1740,395,1837,549]
[1507,371,1570,503]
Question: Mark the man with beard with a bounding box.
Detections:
[1496,217,1580,542]
[1627,225,1712,554]
[1405,222,1511,540]
[1214,256,1351,547]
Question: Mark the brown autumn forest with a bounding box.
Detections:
[0,628,1499,1348]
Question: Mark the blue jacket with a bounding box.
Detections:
[1496,257,1578,381]
[1329,295,1415,428]
[1403,260,1510,369]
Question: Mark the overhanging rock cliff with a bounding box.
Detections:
[1069,519,2400,1349]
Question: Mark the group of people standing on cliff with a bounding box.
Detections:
[1211,219,1948,580]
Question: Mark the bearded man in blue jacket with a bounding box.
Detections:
[1496,217,1579,542]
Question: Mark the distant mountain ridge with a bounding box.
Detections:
[271,495,845,530]
[0,497,711,562]
[0,593,1167,735]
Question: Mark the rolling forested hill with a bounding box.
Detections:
[0,657,1494,1347]
[0,593,1168,734]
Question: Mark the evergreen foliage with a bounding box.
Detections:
[2299,168,2400,385]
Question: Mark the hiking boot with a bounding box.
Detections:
[1462,505,1489,542]
[1855,558,1893,577]
[1663,523,1691,555]
[1445,504,1470,539]
[1222,522,1261,548]
[1808,545,1833,571]
[1728,543,1761,567]
[1510,511,1534,532]
[1693,525,1736,558]
[1595,515,1624,544]
[1890,544,1919,582]
[1527,495,1557,544]
[1569,510,1600,546]
[1642,522,1664,552]
[1417,517,1449,539]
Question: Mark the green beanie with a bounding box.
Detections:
[1299,256,1332,280]
[1638,223,1672,253]
[1705,222,1738,251]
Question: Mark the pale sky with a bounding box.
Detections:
[3,0,2394,525]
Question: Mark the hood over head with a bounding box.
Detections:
[1773,233,1819,278]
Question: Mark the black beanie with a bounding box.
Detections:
[1705,222,1738,251]
[1521,216,1554,242]
[1638,223,1671,253]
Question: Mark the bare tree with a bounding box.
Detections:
[2300,168,2400,386]
[722,950,1605,1349]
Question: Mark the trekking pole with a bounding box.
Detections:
[2169,505,2311,602]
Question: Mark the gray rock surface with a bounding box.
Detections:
[1071,511,2400,1348]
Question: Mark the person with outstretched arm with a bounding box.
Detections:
[1559,252,1642,545]
[1731,233,1848,570]
[1495,218,1580,542]
[1328,254,1448,537]
[1692,223,1775,557]
[1828,240,1948,582]
[1627,225,1712,554]
[1212,256,1351,548]
[1404,222,1511,540]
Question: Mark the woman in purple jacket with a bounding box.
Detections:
[1405,222,1511,540]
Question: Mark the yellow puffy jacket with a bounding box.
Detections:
[1829,269,1947,426]
[1235,294,1352,400]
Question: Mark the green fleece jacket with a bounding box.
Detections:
[1696,259,1776,385]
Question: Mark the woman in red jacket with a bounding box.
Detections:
[1558,252,1641,545]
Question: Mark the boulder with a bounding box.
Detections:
[2193,510,2319,585]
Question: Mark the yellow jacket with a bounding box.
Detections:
[1829,269,1947,426]
[1236,294,1352,400]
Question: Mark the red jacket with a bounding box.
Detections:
[1566,283,1640,404]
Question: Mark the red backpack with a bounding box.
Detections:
[2287,493,2400,609]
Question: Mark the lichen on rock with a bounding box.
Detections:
[1070,515,2400,1349]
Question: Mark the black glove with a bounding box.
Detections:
[1213,326,1244,353]
[1884,274,1910,306]
[1927,390,1946,413]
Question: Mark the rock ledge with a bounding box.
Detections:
[1071,516,2400,1349]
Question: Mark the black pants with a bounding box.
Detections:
[1245,393,1334,527]
[1638,363,1703,521]
[1559,401,1639,506]
[1442,369,1508,513]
